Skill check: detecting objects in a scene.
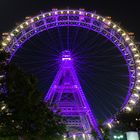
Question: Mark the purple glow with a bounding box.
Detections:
[3,9,138,134]
[44,50,103,139]
[62,50,72,61]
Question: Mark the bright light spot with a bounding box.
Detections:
[91,14,94,17]
[126,106,132,111]
[136,60,140,63]
[20,25,24,29]
[134,93,139,98]
[2,42,7,46]
[62,58,71,61]
[10,33,15,37]
[130,99,136,104]
[79,11,82,15]
[137,66,140,70]
[73,11,76,14]
[138,73,140,76]
[134,54,139,57]
[103,18,105,22]
[31,19,34,23]
[125,37,130,41]
[67,10,70,14]
[15,29,19,32]
[114,135,117,139]
[107,123,112,129]
[129,42,134,46]
[117,28,121,32]
[122,32,126,36]
[82,133,85,138]
[55,11,58,15]
[132,48,137,51]
[137,80,140,83]
[43,14,45,18]
[73,134,76,139]
[136,86,140,90]
[97,16,100,19]
[48,13,51,16]
[1,105,6,110]
[107,21,111,25]
[25,21,29,25]
[113,24,117,28]
[61,11,64,14]
[6,36,11,41]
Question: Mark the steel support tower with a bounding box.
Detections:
[44,50,102,139]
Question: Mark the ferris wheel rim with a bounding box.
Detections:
[1,9,140,127]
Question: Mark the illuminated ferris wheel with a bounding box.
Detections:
[1,9,140,139]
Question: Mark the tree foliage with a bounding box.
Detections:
[0,63,66,140]
[113,111,140,132]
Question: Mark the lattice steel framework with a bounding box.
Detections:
[1,8,140,129]
[44,50,101,139]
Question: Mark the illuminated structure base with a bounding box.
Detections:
[44,50,102,139]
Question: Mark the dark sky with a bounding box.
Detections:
[0,0,140,41]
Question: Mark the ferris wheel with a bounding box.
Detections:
[1,8,140,139]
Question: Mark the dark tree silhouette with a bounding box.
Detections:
[0,63,66,140]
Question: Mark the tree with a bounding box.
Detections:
[113,111,140,132]
[0,64,66,140]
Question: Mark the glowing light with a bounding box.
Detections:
[126,106,132,111]
[73,134,76,139]
[10,33,15,37]
[137,80,140,83]
[91,14,94,17]
[15,29,19,32]
[117,28,121,32]
[129,42,134,46]
[137,66,140,70]
[130,99,136,104]
[55,11,58,15]
[79,11,82,15]
[62,58,71,61]
[132,48,137,51]
[107,21,111,25]
[61,11,64,14]
[107,123,112,129]
[20,24,24,29]
[122,32,126,36]
[2,42,7,46]
[67,10,70,14]
[138,73,140,76]
[136,86,140,90]
[1,105,6,110]
[125,37,130,41]
[82,133,86,139]
[97,16,100,19]
[113,24,117,28]
[73,11,76,14]
[25,21,29,25]
[134,54,139,57]
[48,13,51,16]
[6,36,11,41]
[43,14,45,17]
[102,18,105,22]
[136,60,140,63]
[31,19,34,23]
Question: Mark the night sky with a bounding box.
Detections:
[0,0,140,121]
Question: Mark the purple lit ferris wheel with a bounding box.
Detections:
[1,9,140,139]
